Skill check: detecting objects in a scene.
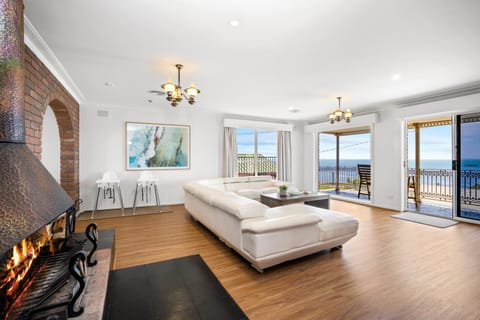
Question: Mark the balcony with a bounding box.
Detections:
[237,155,277,179]
[319,166,480,218]
[318,166,369,200]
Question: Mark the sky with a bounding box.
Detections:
[407,125,452,161]
[319,132,371,160]
[237,128,277,156]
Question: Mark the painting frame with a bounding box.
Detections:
[126,121,191,170]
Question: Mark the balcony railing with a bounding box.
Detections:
[318,166,360,191]
[408,168,480,205]
[237,155,277,178]
[318,165,480,206]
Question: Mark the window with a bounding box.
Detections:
[318,129,371,199]
[237,128,277,178]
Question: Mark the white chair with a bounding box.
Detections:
[132,171,160,214]
[92,171,125,218]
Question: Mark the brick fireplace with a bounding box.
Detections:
[0,0,87,317]
[24,46,80,201]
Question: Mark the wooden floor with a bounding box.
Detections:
[76,200,480,320]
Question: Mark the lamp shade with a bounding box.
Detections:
[161,78,176,93]
[185,83,200,97]
[344,108,352,119]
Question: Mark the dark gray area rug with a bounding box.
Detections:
[104,255,248,320]
[392,212,458,228]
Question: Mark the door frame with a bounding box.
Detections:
[402,113,454,218]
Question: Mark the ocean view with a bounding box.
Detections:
[319,159,480,171]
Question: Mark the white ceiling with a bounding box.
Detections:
[24,0,480,121]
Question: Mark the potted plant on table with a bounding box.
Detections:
[278,185,288,197]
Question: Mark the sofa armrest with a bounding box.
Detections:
[242,214,321,234]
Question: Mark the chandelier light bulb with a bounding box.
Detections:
[185,82,200,97]
[329,113,335,124]
[161,78,176,93]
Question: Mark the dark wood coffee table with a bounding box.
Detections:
[260,192,330,209]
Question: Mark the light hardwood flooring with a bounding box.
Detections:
[76,200,480,320]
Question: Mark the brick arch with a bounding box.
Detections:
[24,46,79,201]
[45,97,78,200]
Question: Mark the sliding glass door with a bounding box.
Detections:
[455,113,480,221]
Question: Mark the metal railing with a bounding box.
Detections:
[318,165,480,206]
[408,168,480,205]
[318,166,360,190]
[237,155,277,178]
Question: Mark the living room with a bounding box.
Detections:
[1,0,480,319]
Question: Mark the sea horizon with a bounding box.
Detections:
[319,159,480,171]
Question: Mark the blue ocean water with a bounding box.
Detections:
[319,159,480,171]
[318,159,480,187]
[319,159,370,167]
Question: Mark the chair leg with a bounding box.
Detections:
[358,182,362,198]
[132,184,139,215]
[154,184,160,207]
[118,186,125,216]
[92,187,101,219]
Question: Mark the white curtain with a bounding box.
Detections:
[223,127,237,177]
[277,131,292,181]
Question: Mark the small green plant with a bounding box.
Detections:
[279,185,288,191]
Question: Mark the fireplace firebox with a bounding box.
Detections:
[0,205,100,319]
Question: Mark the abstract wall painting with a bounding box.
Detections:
[126,122,190,170]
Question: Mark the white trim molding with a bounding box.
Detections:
[24,16,85,103]
[224,118,294,132]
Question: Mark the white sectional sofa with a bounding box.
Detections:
[183,176,359,272]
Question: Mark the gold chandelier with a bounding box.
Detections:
[329,96,353,124]
[161,64,200,107]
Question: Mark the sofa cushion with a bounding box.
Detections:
[195,187,225,206]
[211,192,268,219]
[247,175,272,182]
[224,176,249,184]
[308,207,359,241]
[236,189,263,200]
[225,182,251,192]
[197,178,225,186]
[265,204,319,218]
[247,180,274,189]
[242,214,321,233]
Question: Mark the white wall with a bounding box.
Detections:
[303,93,480,211]
[291,122,305,190]
[80,104,223,211]
[41,106,61,182]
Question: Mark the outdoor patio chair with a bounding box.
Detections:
[357,164,371,200]
[407,175,419,207]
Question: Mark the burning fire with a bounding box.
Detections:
[0,227,54,296]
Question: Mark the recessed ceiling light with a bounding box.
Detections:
[104,81,115,87]
[288,106,300,113]
[392,74,401,81]
[230,20,240,27]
